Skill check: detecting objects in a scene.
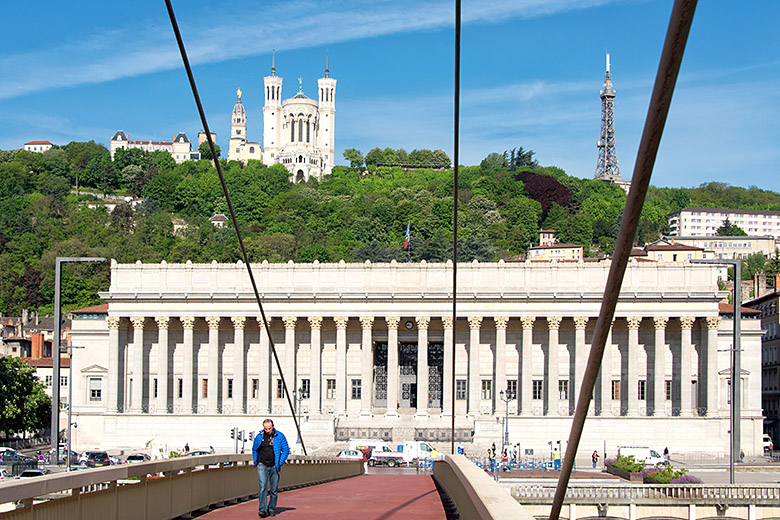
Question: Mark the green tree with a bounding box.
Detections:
[716,218,747,236]
[480,152,509,171]
[198,140,221,160]
[0,356,51,436]
[343,148,364,169]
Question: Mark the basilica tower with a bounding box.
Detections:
[317,52,336,175]
[228,89,247,161]
[263,50,284,165]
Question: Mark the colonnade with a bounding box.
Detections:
[104,314,725,419]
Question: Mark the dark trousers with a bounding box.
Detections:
[257,464,279,513]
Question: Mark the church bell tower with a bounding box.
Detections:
[263,49,284,166]
[317,51,336,175]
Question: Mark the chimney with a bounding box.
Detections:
[32,333,43,358]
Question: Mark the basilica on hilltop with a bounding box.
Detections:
[228,52,336,182]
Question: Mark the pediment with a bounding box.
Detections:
[81,364,108,374]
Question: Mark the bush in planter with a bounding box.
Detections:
[643,463,688,484]
[671,474,703,484]
[610,455,645,473]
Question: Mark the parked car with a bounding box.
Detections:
[336,449,365,461]
[44,448,79,465]
[81,451,111,468]
[0,450,34,463]
[18,469,46,479]
[109,455,120,465]
[763,434,773,453]
[124,453,151,463]
[183,450,212,457]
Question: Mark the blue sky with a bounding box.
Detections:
[3,0,779,191]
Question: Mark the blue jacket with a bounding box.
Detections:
[252,429,290,471]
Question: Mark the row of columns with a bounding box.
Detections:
[106,314,722,418]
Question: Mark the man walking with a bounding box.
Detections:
[252,419,290,517]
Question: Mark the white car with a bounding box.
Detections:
[0,468,10,481]
[763,434,773,453]
[336,449,364,461]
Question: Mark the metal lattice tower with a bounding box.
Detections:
[595,53,623,182]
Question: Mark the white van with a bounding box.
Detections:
[348,439,394,453]
[763,434,773,452]
[399,441,435,463]
[617,446,668,466]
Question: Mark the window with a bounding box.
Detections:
[532,380,543,400]
[665,380,673,400]
[611,380,620,400]
[506,380,517,400]
[326,379,336,399]
[178,378,183,399]
[202,379,208,398]
[45,375,53,387]
[481,380,492,400]
[300,379,310,398]
[456,380,467,400]
[227,378,233,399]
[60,375,68,387]
[153,378,158,398]
[351,379,362,400]
[276,379,284,399]
[638,380,646,400]
[559,380,569,400]
[89,377,102,402]
[252,379,259,399]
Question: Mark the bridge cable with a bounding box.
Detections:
[450,0,461,456]
[164,0,307,455]
[549,1,696,518]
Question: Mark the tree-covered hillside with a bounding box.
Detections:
[2,142,779,316]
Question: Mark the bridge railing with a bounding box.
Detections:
[513,484,780,505]
[0,454,363,520]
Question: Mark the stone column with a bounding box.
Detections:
[308,316,323,415]
[546,316,562,416]
[468,316,482,416]
[360,316,374,416]
[679,317,695,417]
[520,317,535,416]
[442,317,454,417]
[386,317,400,416]
[706,317,721,416]
[494,317,509,405]
[231,316,246,413]
[130,317,145,413]
[181,316,195,414]
[653,317,668,416]
[155,317,170,414]
[107,316,121,413]
[335,316,348,415]
[573,317,589,415]
[627,317,642,416]
[206,316,220,414]
[259,321,270,413]
[599,321,614,416]
[282,316,297,413]
[416,316,431,416]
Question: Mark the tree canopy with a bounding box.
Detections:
[0,356,51,437]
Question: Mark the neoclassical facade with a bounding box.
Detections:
[70,260,764,455]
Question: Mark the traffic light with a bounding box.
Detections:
[249,431,255,441]
[237,430,243,441]
[230,427,235,439]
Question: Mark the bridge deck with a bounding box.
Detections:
[200,474,450,519]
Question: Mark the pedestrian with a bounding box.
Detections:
[487,448,496,473]
[252,419,290,518]
[663,446,669,458]
[553,448,561,470]
[184,442,190,453]
[209,445,215,454]
[592,450,599,468]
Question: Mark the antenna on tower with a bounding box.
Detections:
[606,52,611,73]
[271,47,276,76]
[325,49,329,78]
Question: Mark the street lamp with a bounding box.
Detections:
[65,345,85,471]
[691,258,741,484]
[292,387,304,444]
[50,257,105,460]
[499,390,512,447]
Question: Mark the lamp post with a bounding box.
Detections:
[691,258,741,484]
[293,387,304,444]
[499,390,511,447]
[50,257,105,461]
[65,345,85,471]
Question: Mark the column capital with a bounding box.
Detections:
[180,316,195,329]
[155,316,170,329]
[107,316,121,329]
[494,317,509,330]
[626,316,642,330]
[706,316,722,329]
[467,316,482,330]
[308,316,323,329]
[282,316,297,329]
[335,316,349,329]
[386,316,400,329]
[547,316,562,330]
[206,316,221,329]
[130,317,145,329]
[231,316,246,328]
[442,316,453,329]
[520,316,536,329]
[679,316,695,329]
[360,316,374,329]
[653,316,669,329]
[573,316,589,330]
[416,316,431,330]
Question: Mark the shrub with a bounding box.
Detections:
[643,464,688,484]
[671,474,703,484]
[609,455,645,473]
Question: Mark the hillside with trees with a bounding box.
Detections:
[1,142,779,316]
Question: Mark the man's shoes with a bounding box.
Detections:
[268,511,276,517]
[259,512,267,518]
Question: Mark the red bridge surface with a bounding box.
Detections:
[199,474,449,519]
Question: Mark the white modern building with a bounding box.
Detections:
[69,259,764,456]
[227,52,336,182]
[109,131,195,164]
[664,235,778,260]
[23,140,53,152]
[669,207,780,238]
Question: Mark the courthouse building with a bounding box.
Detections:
[69,259,765,455]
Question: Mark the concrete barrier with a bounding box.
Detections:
[0,454,362,519]
[433,454,534,520]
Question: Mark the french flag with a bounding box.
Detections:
[404,222,410,250]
